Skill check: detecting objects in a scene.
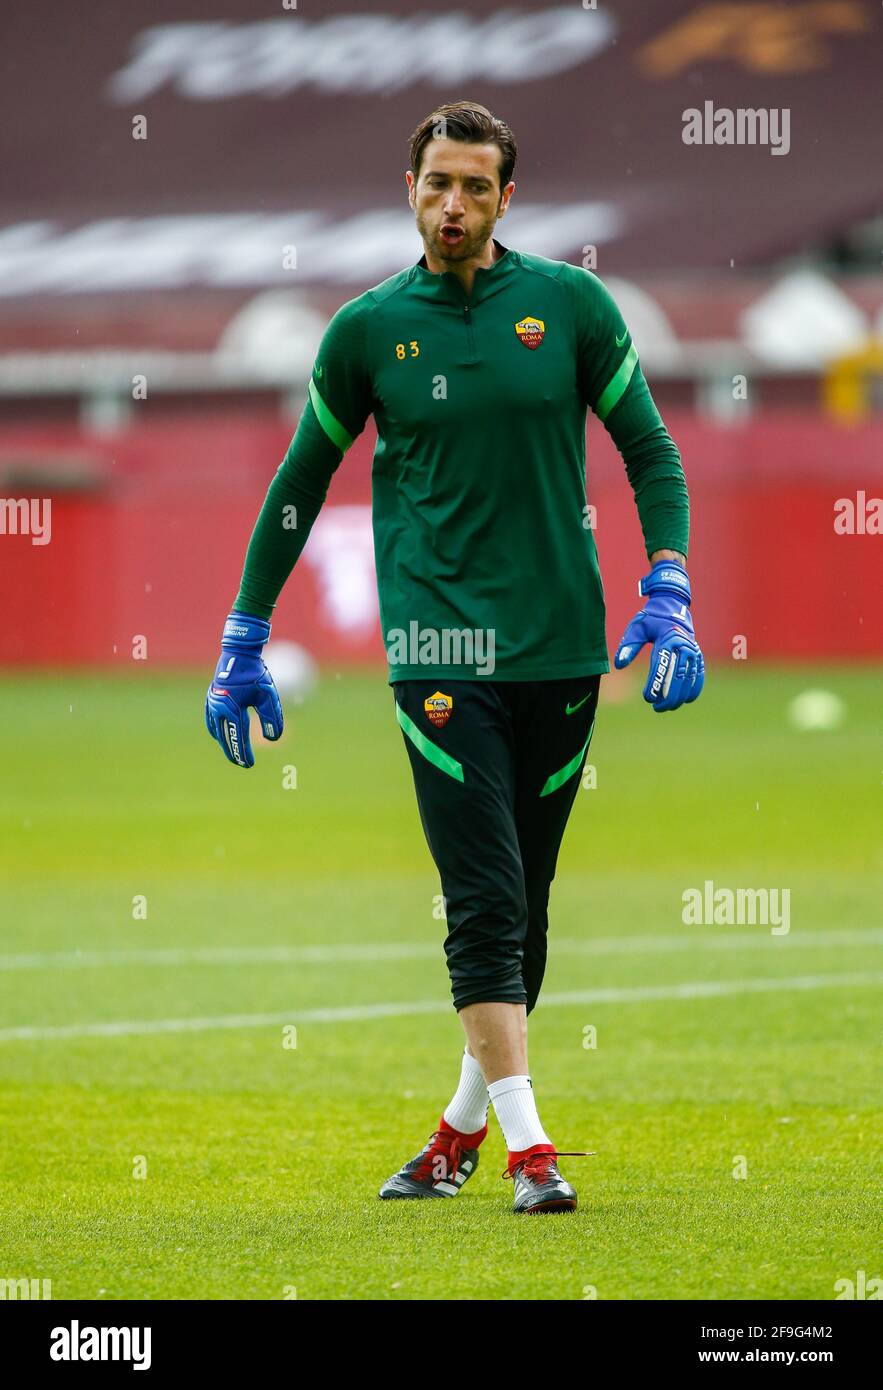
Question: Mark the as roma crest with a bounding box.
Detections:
[424,691,453,728]
[515,316,545,350]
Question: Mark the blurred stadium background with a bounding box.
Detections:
[1,0,882,665]
[0,0,881,1301]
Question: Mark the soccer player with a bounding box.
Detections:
[205,102,704,1213]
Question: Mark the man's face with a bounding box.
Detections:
[407,138,514,263]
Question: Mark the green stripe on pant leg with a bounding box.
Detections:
[396,703,465,783]
[539,720,595,797]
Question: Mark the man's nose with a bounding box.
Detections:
[443,187,465,217]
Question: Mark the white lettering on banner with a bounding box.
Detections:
[0,204,622,297]
[107,11,616,102]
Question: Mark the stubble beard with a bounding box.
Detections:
[415,206,501,266]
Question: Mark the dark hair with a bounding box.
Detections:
[408,101,517,194]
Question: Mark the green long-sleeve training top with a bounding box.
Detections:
[234,241,689,681]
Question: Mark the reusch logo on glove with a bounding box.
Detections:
[225,721,243,763]
[650,649,672,699]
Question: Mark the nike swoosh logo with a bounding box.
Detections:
[615,330,628,347]
[565,693,592,715]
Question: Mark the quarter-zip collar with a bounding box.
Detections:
[410,239,519,305]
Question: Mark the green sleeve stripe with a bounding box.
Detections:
[308,379,353,453]
[595,343,639,422]
[539,720,595,798]
[396,703,465,783]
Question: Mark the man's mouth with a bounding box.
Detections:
[440,224,465,246]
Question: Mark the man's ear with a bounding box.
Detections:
[405,170,416,208]
[498,180,515,217]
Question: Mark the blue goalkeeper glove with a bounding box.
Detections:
[614,559,705,712]
[205,612,284,767]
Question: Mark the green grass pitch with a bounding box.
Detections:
[0,665,880,1300]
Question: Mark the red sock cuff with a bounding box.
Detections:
[439,1115,488,1147]
[507,1141,556,1172]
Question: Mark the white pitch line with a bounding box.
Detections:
[0,942,440,971]
[0,927,881,973]
[0,999,447,1042]
[0,971,880,1043]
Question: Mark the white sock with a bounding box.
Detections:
[487,1074,551,1153]
[442,1048,489,1135]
